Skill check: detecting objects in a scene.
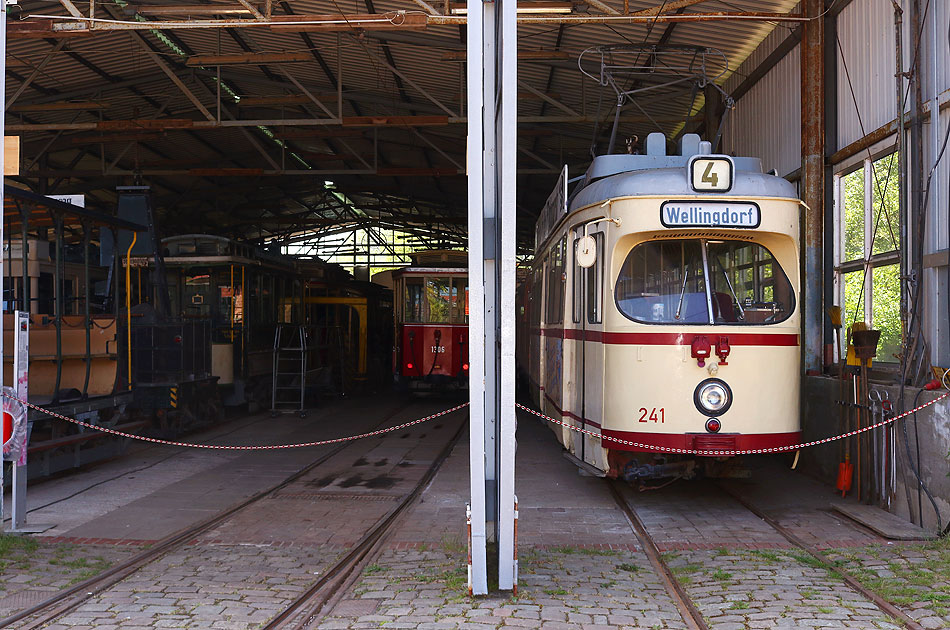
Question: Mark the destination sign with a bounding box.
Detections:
[660,201,760,229]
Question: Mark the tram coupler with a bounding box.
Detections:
[621,459,697,482]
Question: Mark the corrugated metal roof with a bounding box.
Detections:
[5,0,802,242]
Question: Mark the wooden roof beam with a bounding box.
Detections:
[186,52,312,66]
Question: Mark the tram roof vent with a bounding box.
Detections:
[645,132,666,156]
[679,133,701,157]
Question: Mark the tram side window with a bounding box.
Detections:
[405,278,425,323]
[572,237,582,324]
[453,277,469,323]
[587,232,604,324]
[545,238,565,324]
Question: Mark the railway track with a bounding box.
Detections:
[607,478,927,630]
[605,480,710,630]
[262,416,466,629]
[0,398,465,630]
[715,482,927,630]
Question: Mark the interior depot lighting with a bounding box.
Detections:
[449,1,573,14]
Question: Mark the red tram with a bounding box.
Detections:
[392,251,469,391]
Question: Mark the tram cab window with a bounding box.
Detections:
[615,239,793,325]
[706,241,793,324]
[404,278,425,323]
[427,277,455,323]
[183,272,212,317]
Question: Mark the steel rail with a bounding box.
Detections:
[606,480,709,630]
[0,400,418,630]
[262,419,467,629]
[717,483,927,630]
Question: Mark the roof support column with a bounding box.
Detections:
[801,0,824,373]
[467,0,517,596]
[823,4,837,367]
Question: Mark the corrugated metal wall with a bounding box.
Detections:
[835,0,915,150]
[936,0,950,96]
[722,46,801,177]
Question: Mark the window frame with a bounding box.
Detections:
[613,238,795,326]
[833,149,902,364]
[586,232,605,324]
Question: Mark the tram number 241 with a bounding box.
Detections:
[638,408,665,423]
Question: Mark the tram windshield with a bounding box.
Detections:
[615,239,794,325]
[402,275,469,324]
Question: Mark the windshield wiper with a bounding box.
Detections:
[675,268,689,320]
[715,255,745,321]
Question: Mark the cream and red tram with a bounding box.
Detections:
[517,133,801,481]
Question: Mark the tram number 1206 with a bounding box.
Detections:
[638,408,665,423]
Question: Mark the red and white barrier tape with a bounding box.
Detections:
[4,393,469,450]
[7,391,949,456]
[515,392,950,457]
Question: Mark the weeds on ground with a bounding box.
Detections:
[0,534,39,558]
[747,549,781,562]
[441,536,466,554]
[824,539,950,617]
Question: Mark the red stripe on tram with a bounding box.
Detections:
[551,329,799,346]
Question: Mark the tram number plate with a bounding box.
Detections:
[431,346,446,353]
[638,408,665,423]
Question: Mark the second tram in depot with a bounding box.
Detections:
[392,250,469,391]
[517,132,802,483]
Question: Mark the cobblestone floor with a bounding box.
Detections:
[31,543,341,630]
[666,548,900,629]
[318,542,950,630]
[824,539,950,630]
[320,547,689,630]
[0,536,140,618]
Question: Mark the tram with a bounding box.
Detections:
[392,250,469,391]
[152,235,304,408]
[517,132,802,482]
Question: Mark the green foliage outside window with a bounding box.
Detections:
[838,153,902,363]
[871,155,901,255]
[872,265,901,361]
[842,169,864,262]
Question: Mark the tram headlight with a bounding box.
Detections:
[693,379,732,416]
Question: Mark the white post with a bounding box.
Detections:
[467,0,488,597]
[467,0,517,594]
[496,0,517,592]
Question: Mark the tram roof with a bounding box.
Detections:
[392,267,469,277]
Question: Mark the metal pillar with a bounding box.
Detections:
[10,311,35,532]
[467,0,517,595]
[801,0,824,373]
[0,0,6,524]
[822,5,837,365]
